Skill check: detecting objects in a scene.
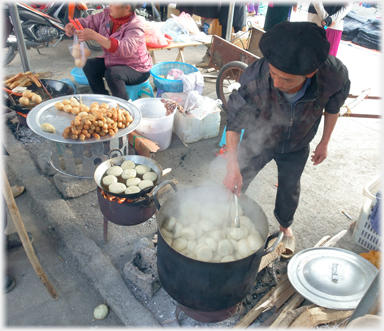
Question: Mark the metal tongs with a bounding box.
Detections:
[227,185,240,228]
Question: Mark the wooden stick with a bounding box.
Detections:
[289,307,353,328]
[269,292,305,328]
[275,305,316,328]
[322,230,347,247]
[258,241,286,272]
[2,164,59,300]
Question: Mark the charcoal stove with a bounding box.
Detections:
[176,303,239,323]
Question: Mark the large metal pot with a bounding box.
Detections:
[153,181,283,312]
[94,149,171,199]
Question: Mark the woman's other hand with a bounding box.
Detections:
[64,23,75,37]
[75,28,97,42]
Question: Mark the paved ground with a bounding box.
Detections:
[2,4,382,328]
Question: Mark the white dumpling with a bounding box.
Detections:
[209,230,225,242]
[164,237,173,246]
[172,238,187,252]
[195,245,213,262]
[197,235,208,245]
[234,251,243,261]
[238,238,252,258]
[180,199,201,218]
[217,239,234,257]
[221,255,235,263]
[211,253,223,263]
[121,160,136,170]
[178,215,191,227]
[125,186,141,194]
[239,216,253,230]
[173,222,183,238]
[229,227,249,241]
[187,240,197,252]
[229,238,239,251]
[138,180,154,190]
[121,169,136,179]
[164,216,177,232]
[200,202,217,218]
[199,218,216,232]
[160,228,173,239]
[126,177,141,187]
[108,182,126,194]
[205,237,218,252]
[247,232,264,252]
[107,166,123,177]
[180,227,196,240]
[135,164,151,175]
[143,171,158,182]
[203,207,227,226]
[190,224,203,238]
[186,251,197,260]
[103,175,117,186]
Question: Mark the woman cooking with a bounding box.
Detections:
[64,3,152,101]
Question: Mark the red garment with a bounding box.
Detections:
[108,12,133,53]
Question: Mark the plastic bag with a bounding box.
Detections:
[69,33,90,68]
[172,12,200,35]
[161,18,190,42]
[145,29,169,47]
[184,91,222,120]
[167,69,184,80]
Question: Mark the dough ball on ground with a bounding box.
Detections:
[107,166,123,177]
[121,160,136,170]
[172,238,187,252]
[221,255,235,263]
[217,239,234,257]
[195,245,213,262]
[135,164,151,175]
[143,171,158,182]
[126,177,141,187]
[108,182,126,194]
[138,180,154,190]
[121,169,136,179]
[103,175,118,186]
[125,186,141,194]
[238,238,252,258]
[163,216,177,232]
[247,232,264,252]
[180,227,196,240]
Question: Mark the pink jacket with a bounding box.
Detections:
[77,8,152,72]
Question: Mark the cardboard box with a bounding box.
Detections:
[167,4,180,19]
[128,131,160,158]
[201,18,222,36]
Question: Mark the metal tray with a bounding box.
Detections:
[287,247,378,310]
[26,94,142,144]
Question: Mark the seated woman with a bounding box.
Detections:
[64,3,152,100]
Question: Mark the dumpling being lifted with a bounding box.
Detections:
[107,166,123,177]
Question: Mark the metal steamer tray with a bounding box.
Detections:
[26,94,142,144]
[287,247,378,310]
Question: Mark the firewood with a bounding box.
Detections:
[274,304,316,328]
[289,307,353,328]
[322,230,347,247]
[258,241,286,272]
[269,292,305,328]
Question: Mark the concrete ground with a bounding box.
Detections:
[2,4,382,328]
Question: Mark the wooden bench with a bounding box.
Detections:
[147,40,212,64]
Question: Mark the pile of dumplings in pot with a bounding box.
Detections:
[102,160,158,195]
[160,198,265,263]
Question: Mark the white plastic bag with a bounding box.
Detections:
[69,33,91,68]
[184,91,222,120]
[161,17,190,42]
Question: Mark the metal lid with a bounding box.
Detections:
[287,247,378,310]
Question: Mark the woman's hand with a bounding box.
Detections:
[64,23,76,37]
[75,28,97,42]
[223,159,243,196]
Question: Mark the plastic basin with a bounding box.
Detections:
[133,98,176,151]
[71,67,89,85]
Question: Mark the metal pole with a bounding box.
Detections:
[347,270,381,325]
[226,2,235,41]
[9,3,31,72]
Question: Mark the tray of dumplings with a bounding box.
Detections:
[26,94,142,144]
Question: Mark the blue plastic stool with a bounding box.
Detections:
[125,80,154,101]
[219,126,245,147]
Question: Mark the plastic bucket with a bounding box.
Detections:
[133,98,176,151]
